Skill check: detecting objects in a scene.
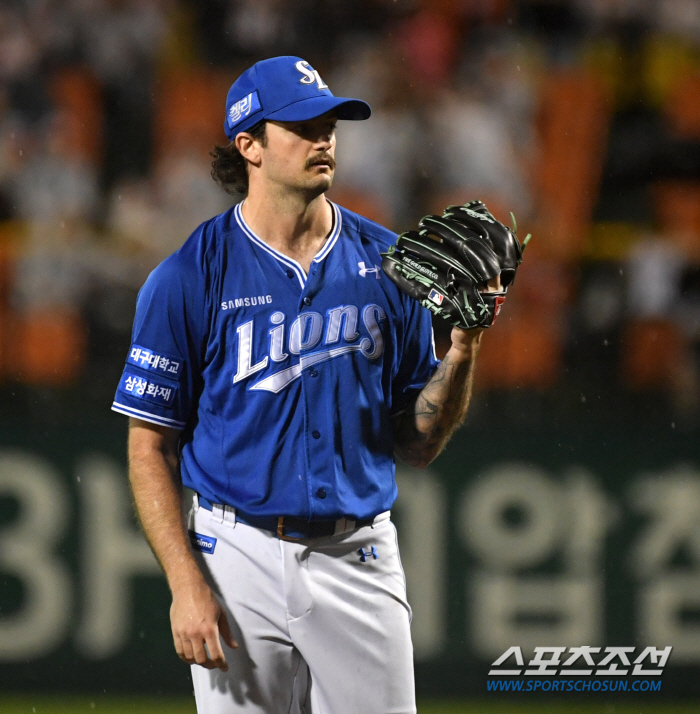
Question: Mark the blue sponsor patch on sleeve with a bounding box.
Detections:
[127,344,183,377]
[118,370,177,406]
[189,531,217,554]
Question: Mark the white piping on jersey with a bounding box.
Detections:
[250,343,365,393]
[234,201,342,289]
[430,322,438,362]
[111,401,187,429]
[312,202,341,262]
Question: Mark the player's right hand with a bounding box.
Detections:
[170,576,238,671]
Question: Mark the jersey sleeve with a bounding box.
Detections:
[390,295,440,415]
[111,248,207,430]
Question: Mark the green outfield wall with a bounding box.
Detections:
[0,407,698,697]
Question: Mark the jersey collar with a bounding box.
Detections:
[235,201,342,289]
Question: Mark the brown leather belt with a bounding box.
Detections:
[197,495,373,541]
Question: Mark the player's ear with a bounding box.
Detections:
[235,132,263,166]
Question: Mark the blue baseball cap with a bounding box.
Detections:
[224,56,371,140]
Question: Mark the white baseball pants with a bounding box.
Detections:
[188,499,416,714]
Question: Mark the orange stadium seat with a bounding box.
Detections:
[621,319,686,391]
[154,70,231,160]
[475,315,562,391]
[667,73,700,139]
[8,310,87,386]
[0,243,11,311]
[654,182,700,260]
[0,223,22,380]
[50,68,103,164]
[510,257,575,321]
[535,71,611,261]
[325,187,391,227]
[0,246,12,379]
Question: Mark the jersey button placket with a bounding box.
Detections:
[308,425,326,510]
[301,267,326,514]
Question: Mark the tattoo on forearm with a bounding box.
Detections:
[413,398,439,417]
[393,350,478,468]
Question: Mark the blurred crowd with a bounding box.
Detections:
[1,0,700,419]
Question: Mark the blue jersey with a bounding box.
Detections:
[112,202,439,520]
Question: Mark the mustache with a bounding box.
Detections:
[305,154,336,170]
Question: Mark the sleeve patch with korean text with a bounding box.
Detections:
[127,344,183,377]
[118,370,177,407]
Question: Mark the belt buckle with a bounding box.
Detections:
[277,516,304,542]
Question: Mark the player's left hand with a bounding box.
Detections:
[380,200,530,331]
[449,274,501,355]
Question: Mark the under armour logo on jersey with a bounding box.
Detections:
[358,262,381,279]
[295,60,328,90]
[358,546,378,562]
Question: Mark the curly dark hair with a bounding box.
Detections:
[211,120,267,195]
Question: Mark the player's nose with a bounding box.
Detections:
[313,126,334,148]
[313,133,332,150]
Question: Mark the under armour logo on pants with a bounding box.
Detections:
[358,546,378,562]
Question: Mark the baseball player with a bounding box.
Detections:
[113,56,526,714]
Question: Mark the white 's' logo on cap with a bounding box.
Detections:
[295,60,328,91]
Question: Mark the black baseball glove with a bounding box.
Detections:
[380,200,530,330]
